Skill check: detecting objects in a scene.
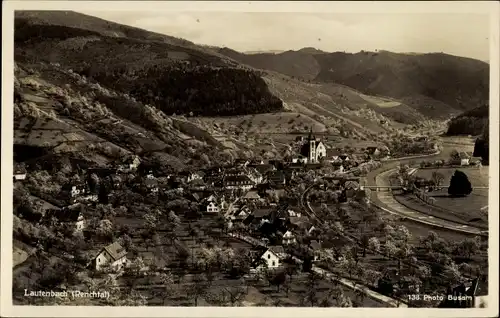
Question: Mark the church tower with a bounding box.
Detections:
[308,128,316,163]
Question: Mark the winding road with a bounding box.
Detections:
[373,169,486,236]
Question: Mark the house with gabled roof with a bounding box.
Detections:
[223,175,254,190]
[282,230,297,245]
[206,201,219,214]
[243,190,261,201]
[13,163,27,181]
[118,155,141,172]
[254,245,286,271]
[459,151,472,166]
[93,241,128,271]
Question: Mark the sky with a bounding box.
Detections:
[80,11,490,61]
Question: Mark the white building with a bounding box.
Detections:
[258,246,286,270]
[94,241,128,271]
[282,231,297,245]
[206,202,219,213]
[300,129,326,163]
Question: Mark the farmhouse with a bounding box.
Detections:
[267,170,286,187]
[282,230,297,245]
[93,241,128,271]
[246,168,264,184]
[118,155,141,172]
[257,245,286,270]
[13,164,27,181]
[223,175,254,190]
[187,171,205,183]
[206,201,219,213]
[326,149,342,162]
[247,163,275,176]
[459,152,471,166]
[242,190,261,201]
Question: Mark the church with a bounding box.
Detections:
[299,129,327,163]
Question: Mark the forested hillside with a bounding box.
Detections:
[446,105,489,136]
[15,13,284,117]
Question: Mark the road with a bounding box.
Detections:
[374,169,486,236]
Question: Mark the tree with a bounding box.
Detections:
[304,271,322,306]
[448,170,473,197]
[157,271,175,305]
[431,171,445,187]
[269,270,287,292]
[97,219,114,240]
[454,237,481,260]
[443,262,463,286]
[450,149,460,161]
[186,273,210,307]
[368,237,381,253]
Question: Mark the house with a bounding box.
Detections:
[231,206,251,221]
[439,277,488,308]
[242,190,261,201]
[246,168,264,184]
[206,201,219,214]
[247,164,275,176]
[187,171,205,183]
[249,159,265,165]
[93,241,128,271]
[45,203,86,232]
[300,129,327,163]
[344,180,360,198]
[310,240,322,262]
[459,152,471,166]
[144,177,159,194]
[282,230,297,245]
[109,174,123,190]
[257,245,286,270]
[339,154,350,162]
[267,170,286,187]
[234,159,250,167]
[287,209,302,218]
[366,147,381,158]
[326,148,342,162]
[291,155,308,164]
[223,175,254,190]
[295,136,304,142]
[60,182,88,203]
[119,155,141,172]
[13,164,27,181]
[331,162,344,173]
[288,216,310,231]
[252,208,274,222]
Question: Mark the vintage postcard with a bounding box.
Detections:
[1,1,499,317]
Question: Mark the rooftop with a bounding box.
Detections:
[103,241,127,261]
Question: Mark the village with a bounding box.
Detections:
[12,130,486,307]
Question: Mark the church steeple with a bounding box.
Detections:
[308,127,314,141]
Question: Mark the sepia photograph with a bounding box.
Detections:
[1,1,499,317]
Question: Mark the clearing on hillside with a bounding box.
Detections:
[358,93,401,108]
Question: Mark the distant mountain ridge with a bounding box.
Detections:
[219,48,489,120]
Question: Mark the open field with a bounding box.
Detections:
[413,167,488,221]
[358,93,401,108]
